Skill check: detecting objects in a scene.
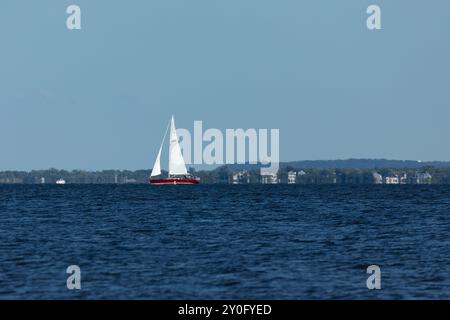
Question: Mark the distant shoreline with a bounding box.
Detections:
[1,159,449,185]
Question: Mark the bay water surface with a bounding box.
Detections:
[1,185,449,299]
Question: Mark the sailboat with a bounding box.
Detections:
[149,116,200,185]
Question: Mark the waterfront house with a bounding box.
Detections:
[384,175,399,184]
[261,173,279,184]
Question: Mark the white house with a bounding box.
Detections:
[415,172,432,184]
[262,173,279,184]
[400,173,408,184]
[287,171,297,184]
[232,170,250,184]
[384,175,399,184]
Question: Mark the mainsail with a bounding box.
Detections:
[168,115,188,176]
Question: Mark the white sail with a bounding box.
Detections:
[169,115,188,176]
[150,145,163,177]
[150,120,170,177]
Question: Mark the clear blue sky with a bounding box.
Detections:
[1,1,449,170]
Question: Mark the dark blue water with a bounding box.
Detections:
[1,185,450,299]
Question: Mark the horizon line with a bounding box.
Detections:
[2,158,450,172]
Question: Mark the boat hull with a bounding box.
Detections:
[149,178,200,185]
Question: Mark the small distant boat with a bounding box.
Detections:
[149,116,200,185]
[56,179,66,185]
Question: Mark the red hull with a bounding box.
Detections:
[149,178,200,185]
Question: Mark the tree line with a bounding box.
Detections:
[1,166,450,184]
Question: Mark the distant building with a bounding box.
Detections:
[261,173,279,184]
[415,172,432,184]
[0,178,23,184]
[40,177,46,184]
[372,172,383,184]
[287,171,297,184]
[399,173,408,184]
[232,170,250,184]
[384,175,399,184]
